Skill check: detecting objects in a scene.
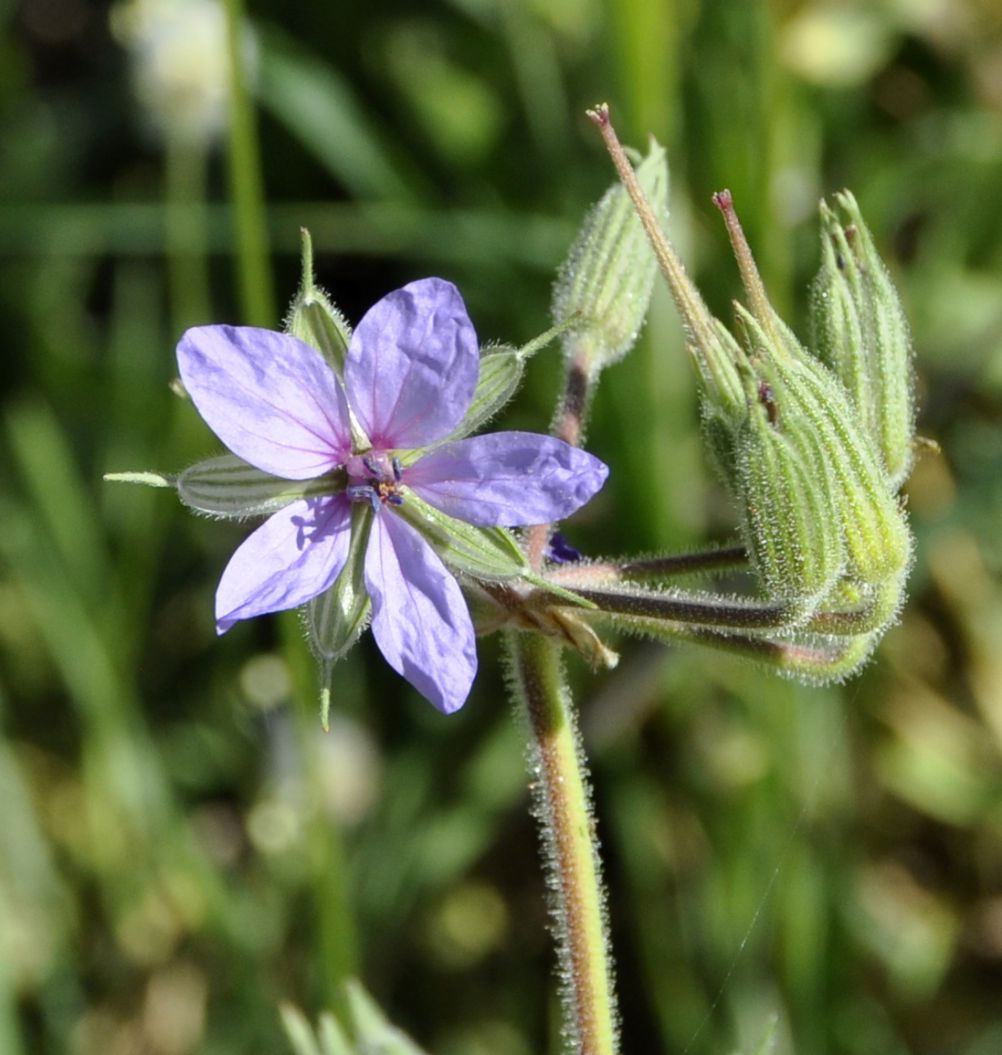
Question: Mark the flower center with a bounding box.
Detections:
[345,450,404,511]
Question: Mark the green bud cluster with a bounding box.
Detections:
[685,193,913,646]
[286,229,352,374]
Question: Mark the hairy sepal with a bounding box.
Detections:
[394,491,529,581]
[176,453,344,519]
[812,192,915,488]
[306,503,374,729]
[439,343,525,445]
[552,139,667,374]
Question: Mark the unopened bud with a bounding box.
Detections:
[734,368,843,609]
[811,192,914,487]
[552,140,668,374]
[736,304,911,596]
[286,229,351,373]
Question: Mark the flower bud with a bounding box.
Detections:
[551,140,668,374]
[811,191,914,488]
[733,368,843,609]
[286,229,351,373]
[736,305,911,598]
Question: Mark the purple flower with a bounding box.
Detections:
[177,278,608,713]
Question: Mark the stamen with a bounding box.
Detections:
[392,456,402,482]
[387,493,404,506]
[347,483,380,512]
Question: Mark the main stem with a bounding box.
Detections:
[508,632,618,1055]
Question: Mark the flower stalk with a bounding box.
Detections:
[508,632,618,1055]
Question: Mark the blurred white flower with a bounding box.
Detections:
[110,0,251,145]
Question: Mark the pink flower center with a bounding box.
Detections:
[346,450,404,511]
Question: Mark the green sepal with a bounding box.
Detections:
[175,453,345,519]
[736,304,911,589]
[690,317,746,423]
[306,503,374,730]
[416,325,569,454]
[286,228,351,374]
[394,491,529,581]
[552,138,667,374]
[434,343,525,447]
[734,375,844,610]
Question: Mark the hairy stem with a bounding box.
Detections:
[527,343,594,570]
[546,545,749,586]
[507,632,618,1055]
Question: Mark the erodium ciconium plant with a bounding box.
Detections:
[109,106,916,1055]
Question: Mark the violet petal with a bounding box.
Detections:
[406,432,609,526]
[216,496,352,632]
[178,325,352,479]
[344,279,479,449]
[364,511,477,714]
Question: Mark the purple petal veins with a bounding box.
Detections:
[216,496,353,632]
[405,432,609,526]
[178,325,352,479]
[344,278,479,449]
[184,279,610,714]
[364,511,477,714]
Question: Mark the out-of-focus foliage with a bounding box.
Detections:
[1,1,1001,1054]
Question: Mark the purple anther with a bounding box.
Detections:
[387,493,404,506]
[545,532,582,564]
[362,455,381,478]
[391,456,403,482]
[347,483,380,512]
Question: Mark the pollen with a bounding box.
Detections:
[347,450,405,510]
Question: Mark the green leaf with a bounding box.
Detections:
[176,454,343,519]
[280,1005,323,1055]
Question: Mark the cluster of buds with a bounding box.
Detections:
[527,106,916,684]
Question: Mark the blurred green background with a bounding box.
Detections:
[2,0,1002,1053]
